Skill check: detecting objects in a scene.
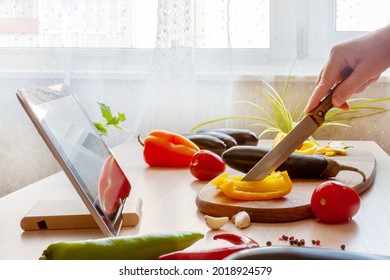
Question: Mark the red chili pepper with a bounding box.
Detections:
[213,232,258,246]
[158,233,259,260]
[139,130,200,167]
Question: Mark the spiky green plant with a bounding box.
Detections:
[191,69,390,138]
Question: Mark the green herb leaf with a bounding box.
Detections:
[94,102,129,137]
[93,122,108,136]
[117,112,126,122]
[98,102,113,122]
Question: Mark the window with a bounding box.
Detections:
[0,0,389,76]
[305,0,390,60]
[0,0,158,48]
[336,0,390,32]
[195,0,270,48]
[0,0,270,49]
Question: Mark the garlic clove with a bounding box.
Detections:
[232,211,251,229]
[204,215,229,230]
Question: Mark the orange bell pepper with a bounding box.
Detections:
[141,130,200,167]
[211,171,293,201]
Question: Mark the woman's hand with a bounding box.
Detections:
[305,25,390,113]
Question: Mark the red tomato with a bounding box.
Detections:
[310,180,360,223]
[190,150,226,180]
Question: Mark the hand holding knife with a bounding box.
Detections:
[242,81,345,181]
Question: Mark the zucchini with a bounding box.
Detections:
[196,128,258,146]
[221,146,366,181]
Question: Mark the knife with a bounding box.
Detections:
[242,83,341,181]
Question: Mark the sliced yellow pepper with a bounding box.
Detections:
[211,171,293,201]
[315,141,351,156]
[273,132,317,155]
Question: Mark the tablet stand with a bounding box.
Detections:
[20,196,142,231]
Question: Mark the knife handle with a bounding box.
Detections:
[308,69,352,126]
[307,88,334,126]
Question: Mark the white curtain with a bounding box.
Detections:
[130,0,234,136]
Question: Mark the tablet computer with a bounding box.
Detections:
[16,84,133,237]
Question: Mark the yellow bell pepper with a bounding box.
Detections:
[273,132,317,155]
[211,171,293,201]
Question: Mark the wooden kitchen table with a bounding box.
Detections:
[1,140,390,260]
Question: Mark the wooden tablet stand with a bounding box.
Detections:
[20,196,142,231]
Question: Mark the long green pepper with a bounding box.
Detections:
[39,231,204,260]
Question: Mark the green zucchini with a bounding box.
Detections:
[221,146,366,181]
[196,128,258,146]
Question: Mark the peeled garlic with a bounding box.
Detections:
[232,211,251,229]
[204,215,229,230]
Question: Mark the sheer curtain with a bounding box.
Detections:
[130,0,234,136]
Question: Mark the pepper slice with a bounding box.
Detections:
[315,141,351,156]
[140,130,200,167]
[273,132,317,155]
[211,171,293,201]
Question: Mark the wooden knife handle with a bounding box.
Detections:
[307,77,349,126]
[307,89,335,126]
[308,68,352,126]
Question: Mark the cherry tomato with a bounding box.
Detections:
[310,180,360,223]
[190,150,226,180]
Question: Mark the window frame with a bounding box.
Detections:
[305,0,371,59]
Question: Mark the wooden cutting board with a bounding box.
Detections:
[196,149,376,223]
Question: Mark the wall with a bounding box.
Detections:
[1,76,389,197]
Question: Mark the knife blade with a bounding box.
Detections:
[241,84,339,181]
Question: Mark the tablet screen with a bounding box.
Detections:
[17,84,130,236]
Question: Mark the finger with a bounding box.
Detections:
[336,102,350,110]
[305,61,345,113]
[315,68,324,85]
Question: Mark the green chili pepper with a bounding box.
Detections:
[39,231,204,260]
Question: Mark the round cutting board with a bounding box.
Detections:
[196,149,376,223]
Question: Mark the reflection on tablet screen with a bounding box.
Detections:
[17,84,131,236]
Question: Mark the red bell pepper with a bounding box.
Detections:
[98,155,131,215]
[140,130,200,167]
[158,232,259,260]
